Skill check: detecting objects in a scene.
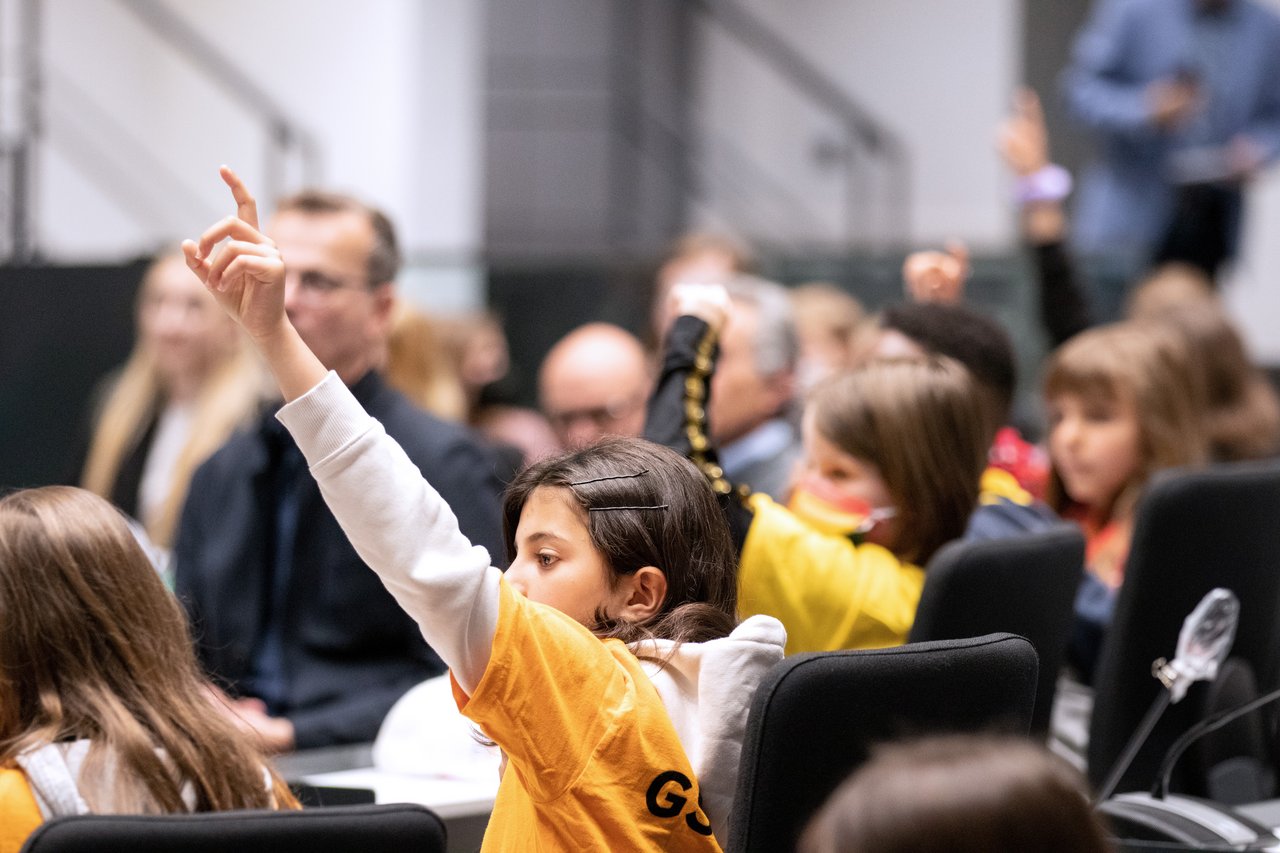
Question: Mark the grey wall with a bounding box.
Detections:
[484,0,691,259]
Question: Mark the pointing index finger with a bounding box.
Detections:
[197,215,270,260]
[220,165,260,230]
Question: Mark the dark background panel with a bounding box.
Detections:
[0,262,144,489]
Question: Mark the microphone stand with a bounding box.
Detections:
[1152,683,1280,800]
[1098,685,1173,803]
[1094,588,1240,803]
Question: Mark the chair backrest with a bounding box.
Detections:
[1087,460,1280,798]
[19,803,446,853]
[909,524,1085,736]
[727,633,1038,853]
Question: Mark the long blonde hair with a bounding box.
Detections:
[80,254,263,548]
[0,486,296,813]
[384,302,468,421]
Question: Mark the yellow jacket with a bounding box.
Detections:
[738,494,925,655]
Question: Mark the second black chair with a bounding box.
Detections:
[727,633,1038,853]
[1088,459,1280,799]
[908,524,1085,735]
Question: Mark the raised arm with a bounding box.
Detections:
[182,167,326,401]
[183,168,499,692]
[643,283,755,553]
[998,89,1093,345]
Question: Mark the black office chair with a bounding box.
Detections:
[1087,459,1280,800]
[19,803,446,853]
[727,633,1038,853]
[909,524,1085,736]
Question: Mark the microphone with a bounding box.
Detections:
[1151,680,1280,801]
[1095,588,1240,803]
[1155,588,1240,703]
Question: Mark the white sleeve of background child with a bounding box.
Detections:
[276,371,501,694]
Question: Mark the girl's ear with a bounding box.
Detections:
[616,566,668,624]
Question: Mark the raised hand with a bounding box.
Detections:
[182,166,286,343]
[669,281,731,334]
[998,88,1050,177]
[997,89,1071,243]
[903,240,969,305]
[182,166,326,401]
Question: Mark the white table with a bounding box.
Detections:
[276,745,497,852]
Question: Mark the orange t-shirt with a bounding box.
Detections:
[1063,504,1132,591]
[0,766,43,853]
[454,580,722,851]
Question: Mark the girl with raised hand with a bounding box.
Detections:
[0,487,295,853]
[182,167,783,850]
[647,284,990,654]
[1044,322,1208,682]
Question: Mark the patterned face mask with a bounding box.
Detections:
[787,472,897,541]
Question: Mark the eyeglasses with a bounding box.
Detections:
[287,269,371,299]
[546,395,645,432]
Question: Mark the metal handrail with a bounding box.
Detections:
[2,0,43,261]
[690,0,902,155]
[44,66,211,230]
[629,105,830,251]
[685,0,910,249]
[0,0,321,261]
[113,0,320,198]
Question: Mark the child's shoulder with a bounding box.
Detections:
[0,765,43,853]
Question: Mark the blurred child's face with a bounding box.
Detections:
[506,486,630,627]
[1047,391,1142,510]
[795,409,899,550]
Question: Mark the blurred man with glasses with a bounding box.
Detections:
[538,322,651,450]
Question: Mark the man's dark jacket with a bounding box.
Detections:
[174,371,506,748]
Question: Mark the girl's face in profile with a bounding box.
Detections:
[795,409,900,550]
[1047,390,1143,511]
[505,486,632,627]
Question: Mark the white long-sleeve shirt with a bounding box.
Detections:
[277,372,785,841]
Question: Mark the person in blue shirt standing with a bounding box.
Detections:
[1063,0,1280,317]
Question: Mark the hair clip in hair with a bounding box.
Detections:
[568,469,650,487]
[587,504,669,513]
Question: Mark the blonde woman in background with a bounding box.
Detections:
[384,302,468,422]
[80,252,264,556]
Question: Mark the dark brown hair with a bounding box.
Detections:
[878,301,1018,443]
[502,437,738,645]
[275,190,401,285]
[809,358,988,565]
[799,734,1114,853]
[0,486,295,813]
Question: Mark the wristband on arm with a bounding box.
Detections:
[1015,163,1072,205]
